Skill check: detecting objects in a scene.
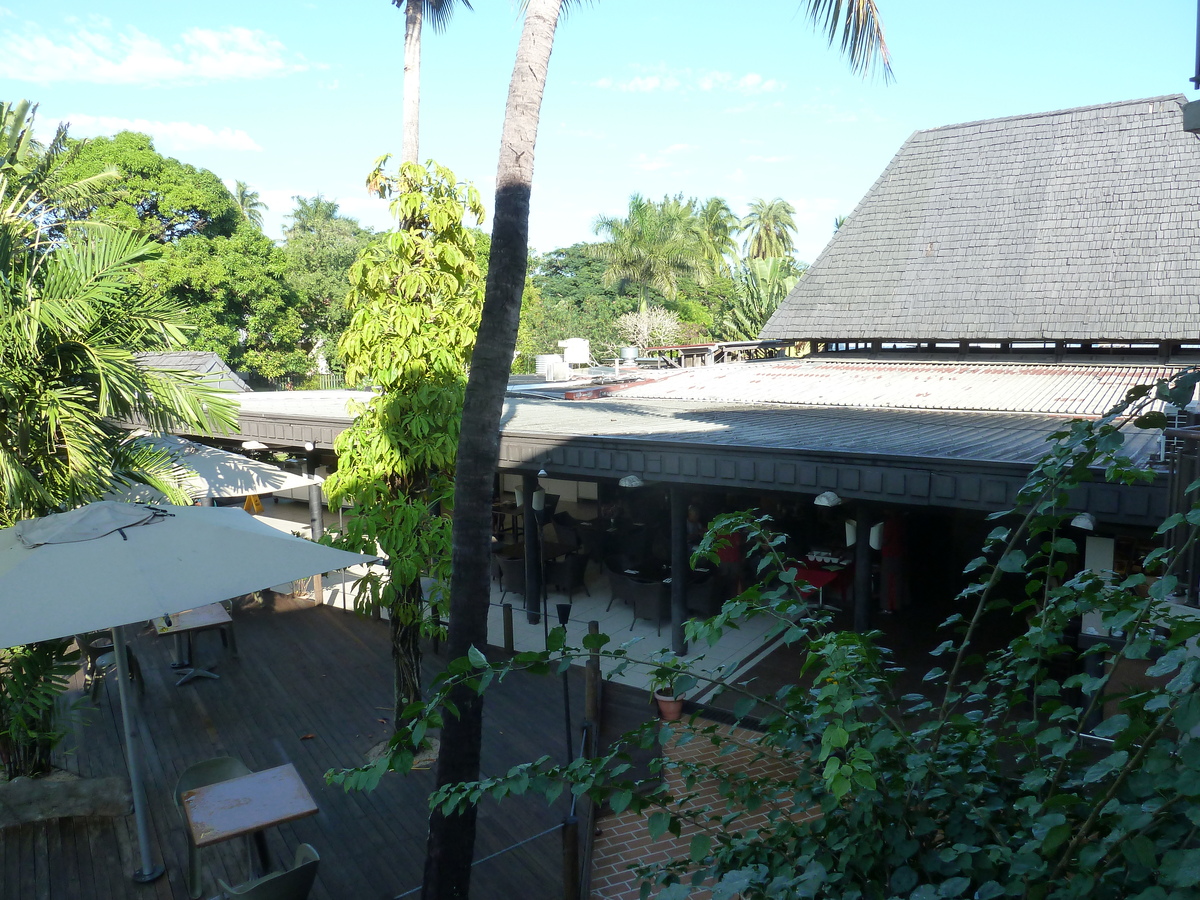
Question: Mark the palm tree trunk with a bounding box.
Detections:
[422,1,563,897]
[402,0,423,165]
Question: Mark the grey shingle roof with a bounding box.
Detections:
[761,95,1200,343]
[135,351,252,393]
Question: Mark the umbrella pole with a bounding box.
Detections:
[111,625,164,883]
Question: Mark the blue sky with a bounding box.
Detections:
[3,1,1196,263]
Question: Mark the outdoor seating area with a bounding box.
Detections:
[4,595,583,899]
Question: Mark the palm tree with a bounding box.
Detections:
[234,180,267,229]
[589,193,709,313]
[393,0,474,165]
[696,196,741,273]
[428,3,891,894]
[0,103,237,523]
[741,196,798,259]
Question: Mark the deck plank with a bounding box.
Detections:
[3,595,585,899]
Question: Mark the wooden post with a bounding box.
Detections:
[503,603,515,653]
[561,815,580,900]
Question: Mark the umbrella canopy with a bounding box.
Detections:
[122,435,322,502]
[0,500,377,883]
[0,501,374,648]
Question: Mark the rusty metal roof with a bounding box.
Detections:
[606,358,1185,417]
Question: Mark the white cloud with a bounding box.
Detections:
[64,114,262,152]
[746,154,793,164]
[0,20,307,85]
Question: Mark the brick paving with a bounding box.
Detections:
[590,718,818,899]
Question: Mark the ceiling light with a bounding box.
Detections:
[618,474,644,488]
[814,491,842,508]
[1071,512,1097,531]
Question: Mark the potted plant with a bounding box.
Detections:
[649,656,691,722]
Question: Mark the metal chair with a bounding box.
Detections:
[627,578,670,635]
[496,556,526,604]
[74,633,143,703]
[174,756,255,899]
[216,843,320,899]
[547,551,590,600]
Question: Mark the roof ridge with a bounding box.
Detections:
[915,94,1186,136]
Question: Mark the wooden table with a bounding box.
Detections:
[153,603,232,685]
[182,763,318,873]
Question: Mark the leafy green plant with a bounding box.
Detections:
[324,157,484,728]
[0,640,77,780]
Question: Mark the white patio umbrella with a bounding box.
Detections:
[0,501,377,882]
[120,434,322,502]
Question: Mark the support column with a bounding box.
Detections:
[307,451,324,604]
[523,473,543,624]
[669,486,689,655]
[853,506,874,633]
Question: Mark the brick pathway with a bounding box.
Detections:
[590,718,818,898]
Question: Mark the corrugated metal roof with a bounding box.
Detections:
[500,397,1163,468]
[608,359,1185,417]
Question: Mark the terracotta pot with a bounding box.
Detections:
[654,691,685,722]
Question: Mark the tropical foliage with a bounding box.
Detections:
[281,195,376,373]
[0,101,237,777]
[589,194,715,314]
[324,157,484,724]
[234,180,268,229]
[741,197,799,260]
[716,256,805,342]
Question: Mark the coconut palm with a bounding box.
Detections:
[589,193,709,313]
[741,196,798,260]
[429,3,891,894]
[393,0,474,164]
[696,196,741,273]
[234,180,267,229]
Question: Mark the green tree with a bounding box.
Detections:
[281,195,375,372]
[695,196,741,274]
[233,180,267,229]
[741,197,799,260]
[716,256,805,341]
[58,131,241,241]
[393,0,474,164]
[325,157,483,728]
[589,193,710,314]
[0,104,236,522]
[427,3,891,893]
[143,226,309,380]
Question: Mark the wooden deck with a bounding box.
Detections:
[4,596,588,899]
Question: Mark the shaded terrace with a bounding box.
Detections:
[6,595,585,900]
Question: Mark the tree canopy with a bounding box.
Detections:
[59,131,241,242]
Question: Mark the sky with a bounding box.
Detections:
[2,1,1197,264]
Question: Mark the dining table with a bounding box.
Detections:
[181,762,318,875]
[153,603,232,685]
